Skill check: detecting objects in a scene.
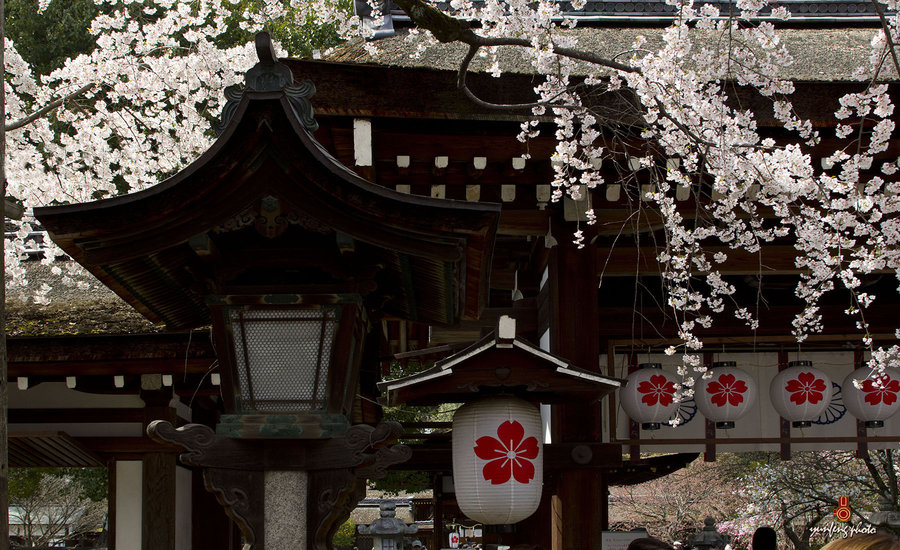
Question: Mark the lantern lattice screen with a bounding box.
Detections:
[230,308,336,412]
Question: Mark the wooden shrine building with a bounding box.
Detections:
[6,2,900,549]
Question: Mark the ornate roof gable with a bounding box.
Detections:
[36,33,500,330]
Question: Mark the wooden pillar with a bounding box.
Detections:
[142,453,176,550]
[516,475,554,549]
[433,474,445,550]
[190,402,237,550]
[141,389,178,550]
[547,241,604,550]
[108,460,117,550]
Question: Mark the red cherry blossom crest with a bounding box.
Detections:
[473,420,539,485]
[706,373,748,407]
[785,371,827,405]
[860,374,900,406]
[637,374,677,407]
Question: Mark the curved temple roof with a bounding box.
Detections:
[35,34,501,331]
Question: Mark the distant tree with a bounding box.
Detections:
[9,468,107,547]
[609,458,747,544]
[6,0,99,75]
[718,450,899,550]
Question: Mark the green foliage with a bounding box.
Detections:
[215,0,354,57]
[10,467,107,503]
[333,517,357,548]
[372,360,457,495]
[371,469,433,496]
[7,0,352,79]
[6,0,99,75]
[9,468,46,501]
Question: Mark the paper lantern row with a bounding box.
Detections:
[620,362,900,429]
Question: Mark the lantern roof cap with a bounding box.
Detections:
[379,315,622,406]
[356,502,419,536]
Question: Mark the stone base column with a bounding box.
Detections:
[265,471,308,548]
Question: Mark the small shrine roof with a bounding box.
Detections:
[379,316,622,406]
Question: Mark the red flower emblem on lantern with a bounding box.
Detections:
[706,373,748,407]
[786,371,828,405]
[860,374,900,406]
[637,374,677,407]
[474,420,539,485]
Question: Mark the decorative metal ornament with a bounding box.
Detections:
[770,360,833,428]
[452,396,543,525]
[219,32,319,133]
[842,367,900,428]
[620,363,680,430]
[695,362,757,429]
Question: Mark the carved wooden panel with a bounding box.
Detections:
[204,468,264,550]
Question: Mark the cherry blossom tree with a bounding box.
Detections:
[718,450,900,550]
[3,0,362,302]
[378,0,900,400]
[609,458,747,544]
[5,0,900,397]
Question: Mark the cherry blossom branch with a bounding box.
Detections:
[870,0,900,81]
[5,83,96,132]
[392,0,638,72]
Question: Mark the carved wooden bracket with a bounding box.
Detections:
[148,420,411,550]
[205,467,264,549]
[309,422,411,550]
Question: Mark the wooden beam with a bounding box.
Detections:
[7,358,215,377]
[392,442,622,472]
[614,435,900,445]
[596,244,818,276]
[10,408,146,424]
[595,304,900,339]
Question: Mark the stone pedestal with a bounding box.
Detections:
[265,471,309,548]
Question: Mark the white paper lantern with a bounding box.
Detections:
[770,360,833,428]
[620,363,679,430]
[842,367,900,428]
[696,362,757,429]
[452,395,543,525]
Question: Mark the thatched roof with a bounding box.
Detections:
[6,263,158,337]
[326,26,887,82]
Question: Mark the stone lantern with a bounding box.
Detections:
[358,502,419,550]
[869,497,900,533]
[689,517,730,550]
[35,32,501,550]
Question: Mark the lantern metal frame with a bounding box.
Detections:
[209,297,369,438]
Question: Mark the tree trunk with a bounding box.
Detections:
[1,0,10,546]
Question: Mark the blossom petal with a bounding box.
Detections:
[511,456,535,484]
[496,420,525,451]
[474,435,507,460]
[482,458,511,485]
[514,436,539,460]
[865,391,883,406]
